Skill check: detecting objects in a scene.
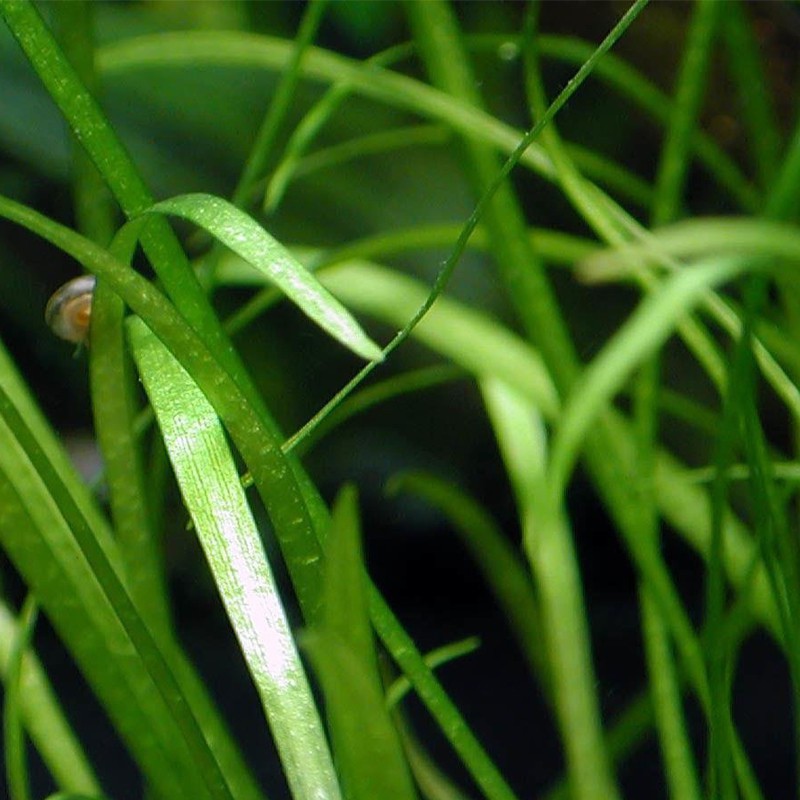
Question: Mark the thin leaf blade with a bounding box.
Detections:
[149,194,383,362]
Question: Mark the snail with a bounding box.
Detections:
[45,275,96,345]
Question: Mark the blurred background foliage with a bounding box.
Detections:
[1,1,800,797]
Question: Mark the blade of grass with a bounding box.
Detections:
[384,638,481,710]
[399,25,723,790]
[220,224,599,339]
[198,0,328,286]
[267,124,452,208]
[0,393,223,800]
[532,33,757,212]
[392,711,475,800]
[0,192,326,622]
[576,214,800,428]
[90,260,171,638]
[302,486,416,800]
[525,31,744,764]
[314,224,599,272]
[280,0,646,451]
[704,277,781,800]
[322,254,775,793]
[651,0,723,226]
[0,601,101,796]
[721,1,780,190]
[763,99,800,222]
[128,318,341,800]
[149,193,382,362]
[0,8,523,785]
[4,596,37,800]
[52,0,171,639]
[640,590,703,800]
[481,376,620,800]
[318,258,777,633]
[51,0,118,247]
[1,0,337,643]
[406,0,638,390]
[549,257,744,497]
[367,584,520,800]
[0,0,293,485]
[96,30,756,212]
[233,0,328,208]
[632,342,701,797]
[386,471,666,794]
[98,33,556,184]
[524,14,729,397]
[291,365,465,455]
[734,282,800,793]
[302,261,561,426]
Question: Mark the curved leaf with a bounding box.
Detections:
[149,194,382,362]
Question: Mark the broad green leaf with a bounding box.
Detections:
[128,318,341,800]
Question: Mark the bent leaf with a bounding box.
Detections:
[148,194,383,362]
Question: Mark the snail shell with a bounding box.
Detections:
[45,275,96,344]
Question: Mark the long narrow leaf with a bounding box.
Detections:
[304,487,416,800]
[149,194,382,361]
[128,318,341,800]
[4,597,37,800]
[549,257,745,496]
[95,30,757,210]
[0,602,101,796]
[481,377,619,800]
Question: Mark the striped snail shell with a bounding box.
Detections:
[45,275,96,344]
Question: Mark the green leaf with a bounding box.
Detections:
[0,189,512,800]
[149,194,383,362]
[303,486,417,800]
[4,596,37,800]
[0,192,325,623]
[0,601,101,796]
[481,377,619,800]
[128,318,341,800]
[384,637,481,709]
[95,29,757,210]
[43,794,109,800]
[550,257,745,495]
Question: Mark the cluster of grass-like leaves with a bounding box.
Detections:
[0,0,798,799]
